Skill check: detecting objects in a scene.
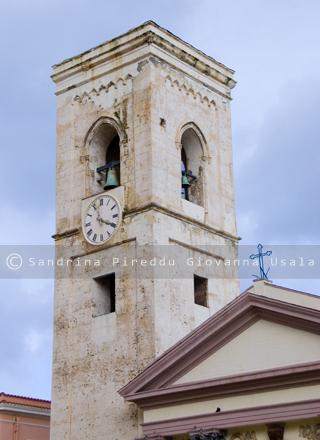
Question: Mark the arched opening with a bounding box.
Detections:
[181,146,188,200]
[106,134,120,186]
[181,127,204,207]
[88,120,121,195]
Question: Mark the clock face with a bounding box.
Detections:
[83,194,122,245]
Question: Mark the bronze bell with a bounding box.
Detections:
[181,174,190,189]
[104,168,119,190]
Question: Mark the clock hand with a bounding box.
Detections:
[100,218,111,225]
[94,202,102,224]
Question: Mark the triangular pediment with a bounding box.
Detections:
[174,318,320,384]
[119,287,320,409]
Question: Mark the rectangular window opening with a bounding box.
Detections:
[194,275,208,307]
[92,273,115,317]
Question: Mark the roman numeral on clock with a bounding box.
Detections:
[84,197,120,245]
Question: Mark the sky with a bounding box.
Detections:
[0,0,319,400]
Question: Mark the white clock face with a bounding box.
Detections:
[83,195,122,245]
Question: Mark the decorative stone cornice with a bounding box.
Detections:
[51,21,235,96]
[165,75,217,107]
[169,238,224,261]
[144,32,236,88]
[70,237,136,260]
[140,400,320,437]
[73,74,133,105]
[52,227,80,240]
[123,202,241,243]
[121,360,320,410]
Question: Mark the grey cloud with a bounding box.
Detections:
[234,77,320,245]
[0,279,53,399]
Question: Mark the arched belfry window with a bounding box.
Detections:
[105,134,120,185]
[181,147,188,200]
[180,126,205,207]
[86,119,122,195]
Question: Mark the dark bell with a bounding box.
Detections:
[182,174,190,189]
[104,168,119,190]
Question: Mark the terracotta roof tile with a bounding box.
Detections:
[0,393,51,409]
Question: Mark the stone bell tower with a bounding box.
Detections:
[50,21,239,440]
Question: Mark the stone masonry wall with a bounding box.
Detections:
[51,23,239,440]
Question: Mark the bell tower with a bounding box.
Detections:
[51,21,239,440]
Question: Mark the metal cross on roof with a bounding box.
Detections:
[250,244,272,280]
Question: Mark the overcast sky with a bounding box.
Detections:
[1,0,319,400]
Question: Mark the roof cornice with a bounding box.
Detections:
[140,399,320,436]
[51,22,236,95]
[123,360,320,410]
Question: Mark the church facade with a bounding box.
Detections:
[119,279,320,440]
